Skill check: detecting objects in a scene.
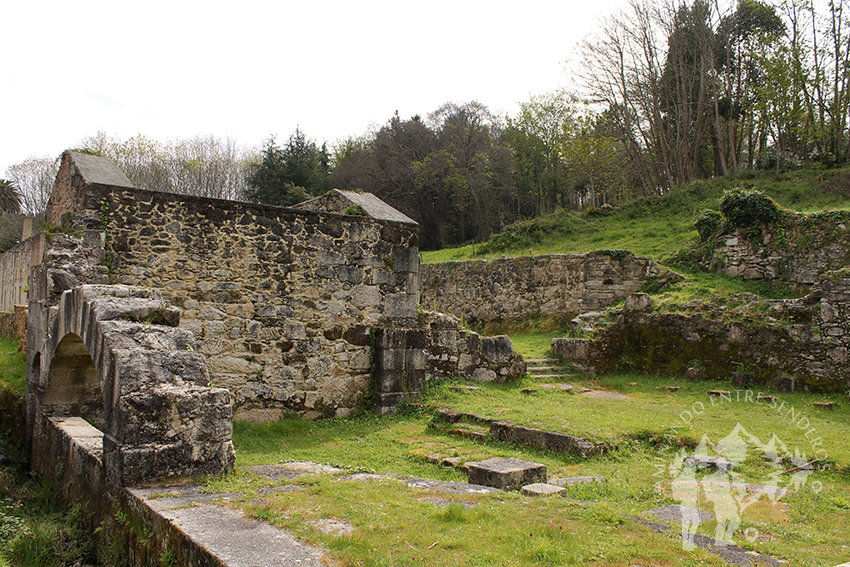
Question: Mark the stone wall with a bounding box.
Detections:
[52,191,419,421]
[707,211,850,287]
[420,253,661,325]
[372,312,526,414]
[39,152,426,421]
[554,279,850,392]
[0,234,45,313]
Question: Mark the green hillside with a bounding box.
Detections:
[421,167,850,265]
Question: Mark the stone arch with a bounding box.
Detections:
[42,333,103,428]
[29,284,234,485]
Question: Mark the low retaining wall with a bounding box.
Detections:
[706,211,850,287]
[436,409,611,458]
[420,252,661,325]
[553,279,850,391]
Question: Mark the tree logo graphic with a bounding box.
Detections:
[667,423,816,550]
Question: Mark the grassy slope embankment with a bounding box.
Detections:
[421,167,850,266]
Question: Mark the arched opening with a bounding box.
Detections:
[43,334,104,430]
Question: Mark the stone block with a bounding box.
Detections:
[542,431,574,453]
[644,504,714,526]
[520,483,565,496]
[550,475,605,487]
[686,367,703,381]
[684,454,734,472]
[776,375,795,393]
[471,368,497,382]
[351,285,382,308]
[624,292,652,312]
[466,457,547,490]
[489,421,513,443]
[731,372,750,389]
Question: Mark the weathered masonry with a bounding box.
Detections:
[11,152,524,440]
[420,253,662,326]
[0,151,528,566]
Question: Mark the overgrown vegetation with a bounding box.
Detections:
[422,167,850,264]
[213,371,850,567]
[0,337,25,396]
[0,436,98,567]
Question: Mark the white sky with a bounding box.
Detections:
[1,0,627,175]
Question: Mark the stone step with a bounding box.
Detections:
[532,374,577,380]
[528,366,565,373]
[524,358,559,365]
[450,428,489,442]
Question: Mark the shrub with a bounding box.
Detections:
[694,209,723,241]
[719,189,782,229]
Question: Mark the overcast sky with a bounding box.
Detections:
[2,0,627,175]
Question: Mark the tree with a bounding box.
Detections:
[170,135,251,200]
[77,132,254,199]
[563,114,627,206]
[0,179,21,214]
[507,90,578,212]
[245,129,330,207]
[4,156,58,216]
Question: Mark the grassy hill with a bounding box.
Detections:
[421,167,850,265]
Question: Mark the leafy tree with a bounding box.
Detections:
[506,90,577,213]
[0,179,21,214]
[245,129,330,207]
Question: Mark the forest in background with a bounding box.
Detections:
[2,0,849,251]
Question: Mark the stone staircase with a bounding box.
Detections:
[524,358,578,381]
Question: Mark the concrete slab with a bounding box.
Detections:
[520,483,565,496]
[466,457,547,490]
[337,473,390,483]
[538,383,577,391]
[685,532,783,566]
[438,481,501,495]
[643,504,714,526]
[67,151,134,188]
[582,390,629,399]
[247,462,344,480]
[158,504,326,567]
[309,518,354,536]
[130,486,242,512]
[550,475,605,487]
[277,461,345,475]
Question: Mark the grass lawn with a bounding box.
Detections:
[216,369,850,567]
[0,336,25,396]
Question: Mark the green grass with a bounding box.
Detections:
[421,167,850,264]
[219,373,850,567]
[0,336,25,396]
[506,332,567,360]
[0,437,98,567]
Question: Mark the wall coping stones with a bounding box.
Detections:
[298,189,418,226]
[63,151,134,189]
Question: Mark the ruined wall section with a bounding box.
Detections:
[0,234,45,313]
[555,278,850,391]
[420,253,660,325]
[75,186,420,421]
[706,212,850,287]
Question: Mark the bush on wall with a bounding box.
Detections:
[719,189,782,229]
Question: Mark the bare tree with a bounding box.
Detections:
[4,156,58,217]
